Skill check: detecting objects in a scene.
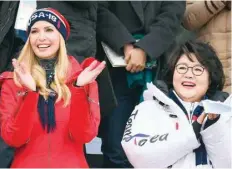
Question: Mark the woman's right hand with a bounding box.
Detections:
[12,59,36,91]
[197,112,219,124]
[76,60,105,86]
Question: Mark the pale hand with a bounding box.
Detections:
[207,113,219,120]
[126,48,146,73]
[197,112,219,124]
[76,60,106,86]
[124,43,134,63]
[12,59,36,91]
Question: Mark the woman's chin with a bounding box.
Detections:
[36,53,56,59]
[178,90,199,102]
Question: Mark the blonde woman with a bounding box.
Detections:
[0,8,105,168]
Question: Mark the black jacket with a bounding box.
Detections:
[0,2,23,167]
[97,1,186,60]
[0,1,23,74]
[95,2,186,122]
[0,139,14,168]
[0,1,19,45]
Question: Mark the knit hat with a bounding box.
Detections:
[27,8,70,40]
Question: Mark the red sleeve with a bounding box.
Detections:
[0,80,39,147]
[68,81,100,143]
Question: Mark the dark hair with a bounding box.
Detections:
[164,40,225,97]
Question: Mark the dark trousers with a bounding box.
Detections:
[101,68,142,168]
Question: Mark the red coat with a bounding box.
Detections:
[0,56,100,168]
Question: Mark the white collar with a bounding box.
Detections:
[172,90,201,113]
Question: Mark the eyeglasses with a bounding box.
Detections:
[175,63,205,76]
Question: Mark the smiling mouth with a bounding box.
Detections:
[181,82,196,87]
[37,45,50,49]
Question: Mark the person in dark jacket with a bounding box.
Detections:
[0,1,24,74]
[96,1,186,168]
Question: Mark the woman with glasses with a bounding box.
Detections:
[122,40,231,168]
[163,41,230,167]
[165,41,225,101]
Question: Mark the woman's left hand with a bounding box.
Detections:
[207,113,219,120]
[197,113,219,124]
[76,60,106,86]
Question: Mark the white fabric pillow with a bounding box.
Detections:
[121,83,200,168]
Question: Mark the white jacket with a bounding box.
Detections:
[121,83,231,168]
[171,91,231,168]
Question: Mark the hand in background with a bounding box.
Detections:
[124,43,134,62]
[125,48,146,73]
[76,60,106,86]
[12,59,36,91]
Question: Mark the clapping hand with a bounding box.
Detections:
[12,59,36,91]
[76,60,106,86]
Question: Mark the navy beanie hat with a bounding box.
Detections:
[27,8,70,40]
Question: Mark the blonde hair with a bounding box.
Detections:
[14,34,71,106]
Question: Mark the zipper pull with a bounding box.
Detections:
[190,103,194,123]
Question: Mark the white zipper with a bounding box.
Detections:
[189,103,195,123]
